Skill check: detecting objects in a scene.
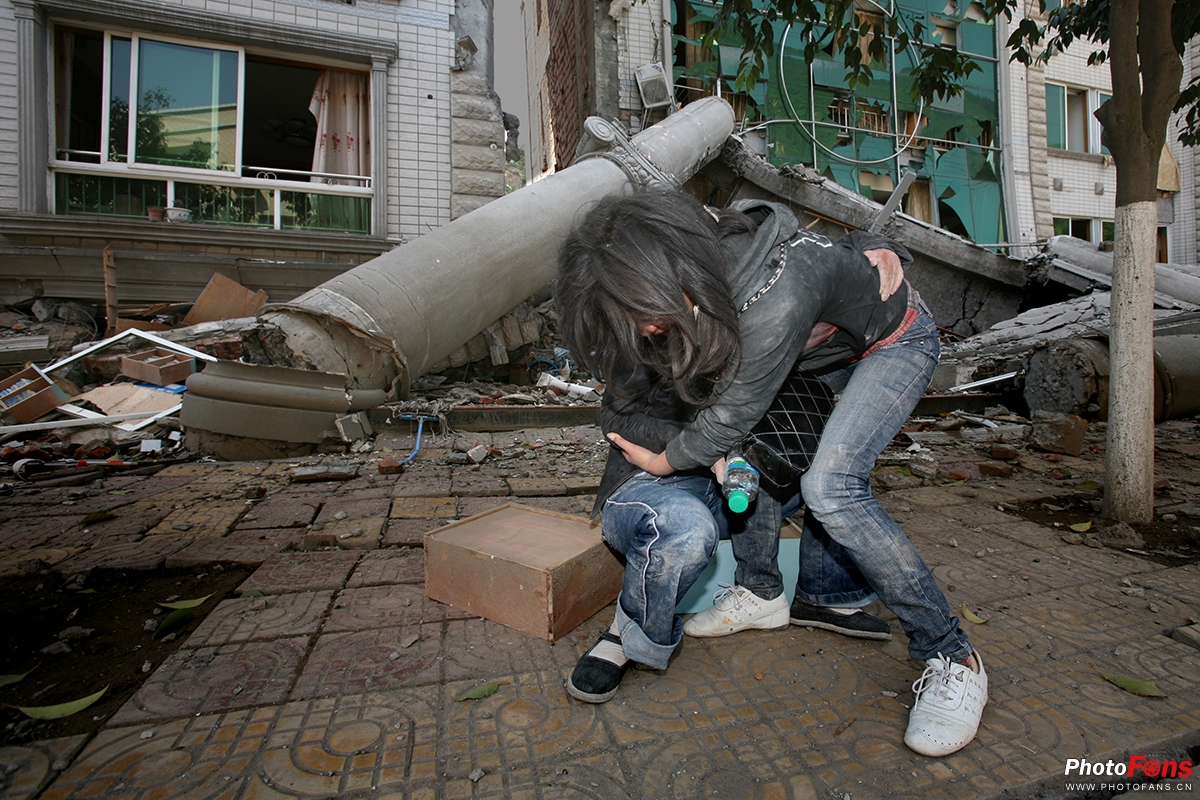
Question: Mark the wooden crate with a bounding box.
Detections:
[118,348,196,386]
[424,503,622,641]
[0,365,69,423]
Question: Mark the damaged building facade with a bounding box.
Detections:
[0,0,511,306]
[523,0,1198,265]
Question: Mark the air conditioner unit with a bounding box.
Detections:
[635,63,674,110]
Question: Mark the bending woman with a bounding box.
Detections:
[556,189,986,758]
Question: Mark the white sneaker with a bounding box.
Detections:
[683,584,790,637]
[904,651,988,757]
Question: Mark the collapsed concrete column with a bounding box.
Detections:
[1024,334,1200,421]
[182,98,735,455]
[249,97,734,397]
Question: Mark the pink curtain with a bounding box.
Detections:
[309,70,370,182]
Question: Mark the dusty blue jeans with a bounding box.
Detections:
[601,472,722,669]
[730,308,971,662]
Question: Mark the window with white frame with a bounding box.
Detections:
[1045,82,1109,155]
[52,25,373,233]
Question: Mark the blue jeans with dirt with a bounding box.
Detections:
[729,307,972,662]
[601,472,722,669]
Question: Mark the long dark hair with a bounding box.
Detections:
[556,190,749,406]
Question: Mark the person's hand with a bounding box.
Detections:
[607,433,675,476]
[864,248,904,301]
[711,456,728,484]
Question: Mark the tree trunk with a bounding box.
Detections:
[1093,0,1180,524]
[1103,203,1157,523]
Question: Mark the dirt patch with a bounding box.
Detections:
[0,565,250,744]
[1007,494,1200,566]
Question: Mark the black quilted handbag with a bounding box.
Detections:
[740,372,834,488]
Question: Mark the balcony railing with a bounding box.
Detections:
[51,156,372,234]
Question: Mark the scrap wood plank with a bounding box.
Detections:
[0,336,51,364]
[182,273,267,326]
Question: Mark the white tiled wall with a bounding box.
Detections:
[0,0,456,241]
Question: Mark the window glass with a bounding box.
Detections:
[1065,87,1088,152]
[135,40,239,170]
[109,37,132,162]
[1053,217,1069,236]
[1045,83,1065,149]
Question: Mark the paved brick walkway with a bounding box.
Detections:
[3,422,1200,799]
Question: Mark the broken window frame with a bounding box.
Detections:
[49,23,373,234]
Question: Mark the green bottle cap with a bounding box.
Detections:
[727,490,749,513]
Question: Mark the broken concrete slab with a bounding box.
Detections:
[1029,411,1088,456]
[288,464,361,483]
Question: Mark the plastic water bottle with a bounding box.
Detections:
[723,455,760,513]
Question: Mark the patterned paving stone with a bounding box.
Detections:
[236,493,320,529]
[237,551,361,595]
[314,495,391,523]
[47,491,140,516]
[94,474,200,500]
[507,477,568,497]
[390,470,452,498]
[324,584,464,633]
[1138,565,1200,608]
[882,485,972,509]
[449,472,510,497]
[0,735,88,800]
[145,500,249,538]
[439,617,579,684]
[186,591,335,648]
[346,549,425,587]
[381,518,444,547]
[291,625,443,699]
[77,498,174,539]
[998,582,1187,654]
[53,535,193,574]
[906,521,1026,568]
[0,515,81,550]
[1036,542,1168,578]
[562,475,602,495]
[455,496,510,519]
[937,501,1034,529]
[0,547,82,576]
[932,546,1113,606]
[413,446,452,463]
[164,528,300,568]
[437,670,611,775]
[503,495,595,517]
[973,518,1072,549]
[44,690,445,799]
[110,637,309,724]
[317,516,384,550]
[389,497,457,519]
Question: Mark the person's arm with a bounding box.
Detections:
[600,362,686,470]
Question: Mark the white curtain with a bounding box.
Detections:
[308,70,370,182]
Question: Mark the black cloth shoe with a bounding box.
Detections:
[789,598,892,641]
[567,632,632,703]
